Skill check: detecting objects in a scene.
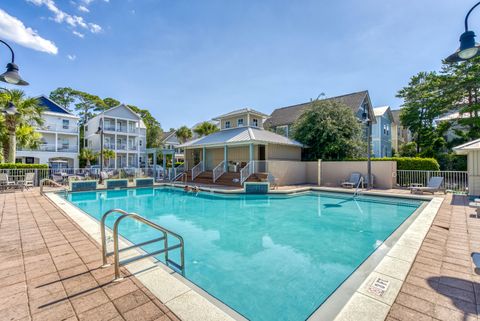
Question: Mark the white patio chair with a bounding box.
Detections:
[341,172,362,189]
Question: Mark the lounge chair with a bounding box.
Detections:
[0,173,16,190]
[18,172,35,190]
[341,172,363,189]
[409,177,445,194]
[267,173,279,190]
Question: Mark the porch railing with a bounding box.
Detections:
[240,161,253,184]
[191,161,204,180]
[397,170,468,192]
[212,161,225,182]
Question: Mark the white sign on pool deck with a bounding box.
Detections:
[367,277,390,297]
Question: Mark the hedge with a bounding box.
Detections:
[0,163,49,169]
[343,157,440,171]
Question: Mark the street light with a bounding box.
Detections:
[362,107,372,190]
[0,40,29,85]
[96,118,104,183]
[446,2,480,62]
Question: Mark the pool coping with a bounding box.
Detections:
[45,188,443,321]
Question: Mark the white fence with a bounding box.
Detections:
[0,166,185,186]
[396,170,468,192]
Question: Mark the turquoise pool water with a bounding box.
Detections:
[64,187,422,321]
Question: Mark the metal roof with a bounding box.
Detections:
[212,108,269,120]
[36,95,76,116]
[178,126,303,148]
[453,138,480,154]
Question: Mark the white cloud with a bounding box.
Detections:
[0,8,58,54]
[72,30,84,38]
[27,0,102,34]
[67,54,76,60]
[78,5,89,13]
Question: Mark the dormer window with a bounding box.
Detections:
[237,118,244,127]
[225,121,231,129]
[252,118,258,127]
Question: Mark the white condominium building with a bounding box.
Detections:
[16,95,80,169]
[85,104,147,168]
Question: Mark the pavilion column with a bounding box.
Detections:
[249,143,254,172]
[224,145,228,171]
[162,152,166,178]
[202,147,206,171]
[153,151,157,179]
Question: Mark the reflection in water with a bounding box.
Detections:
[67,188,421,321]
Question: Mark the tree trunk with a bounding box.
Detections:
[6,117,16,163]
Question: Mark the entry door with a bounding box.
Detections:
[259,145,266,161]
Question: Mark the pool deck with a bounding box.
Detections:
[0,189,180,321]
[1,187,478,321]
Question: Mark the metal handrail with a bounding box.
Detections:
[191,161,203,180]
[240,161,253,184]
[212,161,225,183]
[353,177,364,197]
[40,178,68,196]
[100,209,131,267]
[112,212,185,280]
[100,209,185,281]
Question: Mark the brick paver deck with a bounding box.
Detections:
[0,190,180,321]
[387,194,480,321]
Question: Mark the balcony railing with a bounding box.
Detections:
[103,125,116,132]
[128,145,137,151]
[17,144,78,153]
[57,145,79,153]
[37,123,79,133]
[117,144,127,151]
[104,143,116,150]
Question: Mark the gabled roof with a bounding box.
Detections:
[453,138,480,154]
[161,130,176,142]
[212,108,269,120]
[391,109,401,124]
[265,90,372,127]
[88,104,146,128]
[36,95,77,117]
[374,106,395,123]
[178,126,302,148]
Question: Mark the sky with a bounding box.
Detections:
[0,0,478,129]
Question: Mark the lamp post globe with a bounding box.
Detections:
[446,2,480,62]
[0,40,29,86]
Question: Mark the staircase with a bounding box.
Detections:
[178,171,268,187]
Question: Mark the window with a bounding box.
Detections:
[62,119,69,129]
[225,121,231,129]
[85,125,88,132]
[252,118,258,127]
[139,140,143,147]
[237,118,244,127]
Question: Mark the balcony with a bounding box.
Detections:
[104,143,116,150]
[128,145,137,151]
[103,125,116,132]
[17,144,78,153]
[57,145,79,153]
[117,144,127,151]
[37,123,78,134]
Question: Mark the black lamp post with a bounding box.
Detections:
[362,106,372,190]
[96,118,104,183]
[0,40,29,85]
[446,2,480,62]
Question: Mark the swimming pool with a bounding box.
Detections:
[64,187,423,321]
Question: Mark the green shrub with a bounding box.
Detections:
[343,157,440,171]
[0,163,49,169]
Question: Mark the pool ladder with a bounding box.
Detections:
[100,209,185,281]
[353,177,365,197]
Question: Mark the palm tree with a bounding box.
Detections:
[80,148,98,167]
[102,149,116,167]
[193,121,219,137]
[176,126,192,143]
[0,89,44,163]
